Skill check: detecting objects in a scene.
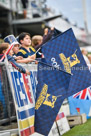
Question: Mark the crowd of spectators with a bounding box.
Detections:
[0,27,54,74]
[0,27,91,75]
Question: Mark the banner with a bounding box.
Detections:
[8,64,37,136]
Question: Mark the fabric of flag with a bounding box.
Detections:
[9,66,37,136]
[35,28,91,135]
[52,28,62,39]
[68,86,91,119]
[73,87,91,100]
[35,59,71,136]
[41,28,91,94]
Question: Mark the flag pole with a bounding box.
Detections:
[28,57,73,75]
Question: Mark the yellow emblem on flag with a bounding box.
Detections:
[35,84,57,110]
[59,49,80,74]
[43,93,57,108]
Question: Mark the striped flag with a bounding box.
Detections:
[73,87,91,100]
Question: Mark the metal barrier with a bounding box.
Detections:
[0,62,16,125]
[0,61,37,136]
[0,62,37,124]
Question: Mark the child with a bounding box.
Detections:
[16,32,43,58]
[32,27,54,50]
[0,42,30,75]
[4,35,36,64]
[32,35,43,48]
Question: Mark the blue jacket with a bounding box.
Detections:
[16,46,42,58]
[0,54,26,73]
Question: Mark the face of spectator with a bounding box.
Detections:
[83,50,87,55]
[82,49,88,55]
[20,35,31,47]
[38,39,43,45]
[2,45,9,54]
[13,44,20,54]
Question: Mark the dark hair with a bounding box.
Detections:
[18,32,31,44]
[0,43,9,54]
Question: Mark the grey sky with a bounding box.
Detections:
[46,0,91,32]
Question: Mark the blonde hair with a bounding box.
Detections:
[32,35,43,46]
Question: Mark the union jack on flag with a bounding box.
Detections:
[73,86,91,100]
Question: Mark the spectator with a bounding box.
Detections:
[32,35,43,48]
[21,0,28,18]
[87,54,91,64]
[33,27,54,50]
[0,43,30,75]
[17,32,43,58]
[81,48,90,64]
[4,35,36,64]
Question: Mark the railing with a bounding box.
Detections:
[0,62,16,125]
[0,0,47,18]
[0,62,37,128]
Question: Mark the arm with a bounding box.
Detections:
[34,27,54,50]
[16,57,35,63]
[8,55,30,75]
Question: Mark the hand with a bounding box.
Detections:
[26,69,31,75]
[28,54,36,60]
[50,27,54,31]
[44,28,48,35]
[15,56,23,60]
[35,61,38,64]
[41,53,44,58]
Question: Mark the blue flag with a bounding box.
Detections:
[35,28,91,136]
[52,28,62,39]
[41,28,91,94]
[35,59,71,136]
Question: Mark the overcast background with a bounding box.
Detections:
[46,0,91,33]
